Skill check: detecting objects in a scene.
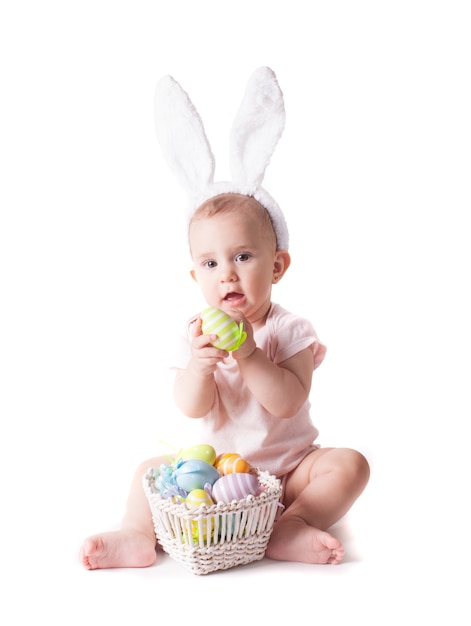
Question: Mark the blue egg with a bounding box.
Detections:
[174,459,220,493]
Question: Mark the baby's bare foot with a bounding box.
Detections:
[265,518,344,564]
[80,530,157,570]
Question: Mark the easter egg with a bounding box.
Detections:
[183,489,215,544]
[211,472,260,503]
[200,307,247,351]
[185,489,214,508]
[181,444,217,466]
[184,523,209,544]
[183,518,213,544]
[174,459,220,493]
[214,452,252,475]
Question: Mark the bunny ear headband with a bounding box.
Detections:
[154,66,289,250]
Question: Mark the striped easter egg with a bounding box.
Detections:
[185,489,214,508]
[183,490,214,543]
[211,473,260,504]
[214,452,252,475]
[200,307,247,351]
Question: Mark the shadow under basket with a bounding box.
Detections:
[143,468,282,575]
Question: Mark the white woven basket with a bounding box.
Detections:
[143,468,282,575]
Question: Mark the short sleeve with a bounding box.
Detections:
[170,315,199,370]
[267,305,327,370]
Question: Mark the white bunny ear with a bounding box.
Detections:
[229,67,285,193]
[154,75,215,201]
[154,68,290,250]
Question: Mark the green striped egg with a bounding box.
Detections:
[200,307,247,351]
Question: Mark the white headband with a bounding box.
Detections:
[154,66,289,250]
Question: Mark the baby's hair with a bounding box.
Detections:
[190,193,277,248]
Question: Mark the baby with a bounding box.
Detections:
[80,192,370,569]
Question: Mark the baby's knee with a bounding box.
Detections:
[344,449,370,489]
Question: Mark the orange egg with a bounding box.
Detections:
[214,452,251,475]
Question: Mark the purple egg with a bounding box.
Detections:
[211,472,260,503]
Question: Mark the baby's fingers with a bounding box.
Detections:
[190,317,203,338]
[192,332,217,348]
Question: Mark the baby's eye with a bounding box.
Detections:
[204,260,217,269]
[235,253,251,263]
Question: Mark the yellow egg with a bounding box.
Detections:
[200,307,247,351]
[185,489,214,508]
[214,452,252,475]
[180,444,217,466]
[183,519,213,545]
[183,489,215,544]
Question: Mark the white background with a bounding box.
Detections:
[1,1,470,624]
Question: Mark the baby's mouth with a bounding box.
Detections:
[223,292,244,304]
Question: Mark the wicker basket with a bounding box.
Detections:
[143,468,282,575]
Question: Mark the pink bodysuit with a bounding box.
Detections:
[172,302,326,478]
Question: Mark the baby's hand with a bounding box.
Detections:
[227,311,256,361]
[189,317,229,375]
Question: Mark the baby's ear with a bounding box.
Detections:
[154,75,215,202]
[189,268,198,283]
[273,250,291,283]
[229,67,285,194]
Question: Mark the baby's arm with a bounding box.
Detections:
[173,318,228,418]
[234,337,313,419]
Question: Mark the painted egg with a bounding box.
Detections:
[200,307,247,351]
[183,518,213,544]
[174,459,220,493]
[211,472,260,503]
[183,489,215,544]
[185,488,214,508]
[181,444,217,466]
[214,452,252,475]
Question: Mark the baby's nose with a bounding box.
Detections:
[219,264,237,282]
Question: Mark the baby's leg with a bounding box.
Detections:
[80,457,165,570]
[265,448,369,564]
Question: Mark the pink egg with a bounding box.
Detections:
[211,472,260,503]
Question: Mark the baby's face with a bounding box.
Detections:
[189,206,279,327]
